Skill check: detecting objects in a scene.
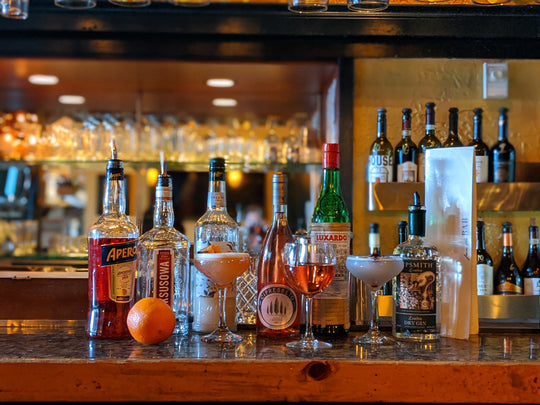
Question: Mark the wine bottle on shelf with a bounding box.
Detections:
[311,143,351,336]
[443,107,463,147]
[522,218,540,296]
[193,157,239,333]
[476,220,494,296]
[256,172,301,338]
[418,102,442,182]
[367,108,393,184]
[137,155,191,335]
[394,107,418,182]
[87,142,140,339]
[490,107,516,183]
[469,108,489,183]
[494,221,523,295]
[393,192,441,342]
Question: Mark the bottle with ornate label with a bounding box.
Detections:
[394,108,418,182]
[476,220,493,296]
[522,218,540,295]
[469,108,489,183]
[393,192,440,341]
[494,221,523,295]
[87,143,139,339]
[256,172,300,337]
[193,157,239,333]
[311,143,351,336]
[137,157,191,335]
[418,102,442,182]
[443,107,463,147]
[490,107,516,183]
[367,108,393,183]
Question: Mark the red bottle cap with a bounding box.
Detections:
[322,143,339,169]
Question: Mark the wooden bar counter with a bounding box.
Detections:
[0,324,538,403]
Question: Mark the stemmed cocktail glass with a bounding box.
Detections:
[193,252,251,343]
[283,240,336,350]
[346,255,404,345]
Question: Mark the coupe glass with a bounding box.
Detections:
[283,240,336,350]
[193,252,251,343]
[346,255,404,345]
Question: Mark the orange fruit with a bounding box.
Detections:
[127,297,176,345]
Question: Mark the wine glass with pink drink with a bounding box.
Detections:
[346,255,404,345]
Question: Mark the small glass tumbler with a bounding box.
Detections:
[347,0,388,12]
[54,0,96,9]
[288,0,328,13]
[1,0,29,19]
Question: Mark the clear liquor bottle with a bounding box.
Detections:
[256,172,301,337]
[393,192,441,341]
[311,143,351,336]
[87,144,139,339]
[468,108,489,183]
[490,107,516,183]
[394,108,418,182]
[192,157,239,333]
[522,218,540,295]
[418,102,442,182]
[443,107,463,147]
[137,158,191,335]
[367,108,394,183]
[476,220,494,296]
[494,221,523,295]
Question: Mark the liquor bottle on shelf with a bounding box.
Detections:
[468,108,489,183]
[476,220,494,296]
[443,107,463,147]
[311,143,351,336]
[86,142,140,339]
[193,157,239,333]
[522,218,540,295]
[494,221,523,295]
[256,172,301,338]
[418,102,442,182]
[490,107,516,183]
[137,156,191,335]
[394,107,418,182]
[367,108,393,184]
[393,191,441,341]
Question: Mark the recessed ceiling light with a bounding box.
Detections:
[206,78,235,88]
[28,74,59,85]
[212,98,237,107]
[58,95,86,105]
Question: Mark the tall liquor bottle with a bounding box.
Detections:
[256,172,300,337]
[476,220,494,296]
[468,108,489,183]
[443,107,463,147]
[137,158,191,335]
[394,108,418,182]
[311,143,351,336]
[393,192,440,341]
[522,218,540,295]
[494,221,523,295]
[490,107,516,183]
[418,102,442,182]
[87,144,139,339]
[193,157,239,333]
[367,108,393,184]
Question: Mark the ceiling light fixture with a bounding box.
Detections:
[212,98,237,107]
[58,95,86,105]
[28,74,59,85]
[206,78,235,88]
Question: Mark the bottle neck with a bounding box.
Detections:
[321,167,342,195]
[498,112,508,142]
[477,225,486,250]
[425,106,435,136]
[154,184,175,227]
[448,110,459,139]
[502,231,514,255]
[207,177,227,211]
[369,232,380,256]
[529,227,539,253]
[473,114,483,141]
[377,112,387,140]
[398,226,408,244]
[103,163,126,215]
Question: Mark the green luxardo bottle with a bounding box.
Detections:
[310,143,351,336]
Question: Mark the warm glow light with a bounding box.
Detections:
[212,98,237,107]
[206,78,235,88]
[146,167,159,187]
[58,95,86,105]
[227,171,243,188]
[28,74,59,85]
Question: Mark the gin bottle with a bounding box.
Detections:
[393,192,441,341]
[137,158,191,335]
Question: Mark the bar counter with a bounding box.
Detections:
[0,324,538,403]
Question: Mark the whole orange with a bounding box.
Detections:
[127,297,176,345]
